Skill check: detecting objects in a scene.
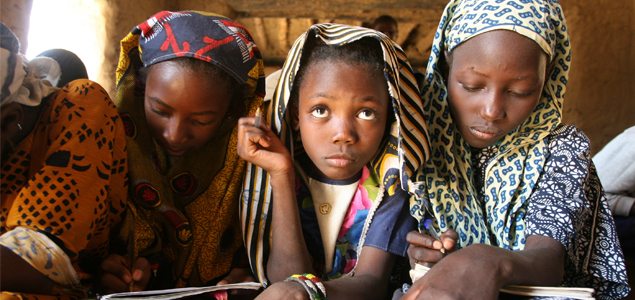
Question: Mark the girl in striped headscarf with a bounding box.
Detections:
[238,24,429,299]
[405,0,629,299]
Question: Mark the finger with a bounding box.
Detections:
[406,231,438,249]
[131,257,151,291]
[407,243,445,265]
[238,116,257,127]
[440,230,458,251]
[101,255,132,283]
[212,291,228,300]
[402,286,420,300]
[241,127,271,148]
[252,132,271,148]
[100,272,130,293]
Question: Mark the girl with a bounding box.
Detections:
[405,0,630,299]
[1,23,127,298]
[99,11,264,292]
[238,24,430,299]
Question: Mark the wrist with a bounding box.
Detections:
[269,165,295,185]
[285,273,327,300]
[496,248,515,287]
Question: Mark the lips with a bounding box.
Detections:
[164,145,186,156]
[324,153,356,168]
[469,126,501,140]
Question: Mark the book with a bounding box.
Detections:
[410,264,595,300]
[98,282,262,300]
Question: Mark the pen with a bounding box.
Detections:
[254,107,262,128]
[128,218,136,292]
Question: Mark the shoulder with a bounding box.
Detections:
[49,79,118,115]
[54,79,112,103]
[546,124,591,157]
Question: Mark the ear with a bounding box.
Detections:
[437,50,451,85]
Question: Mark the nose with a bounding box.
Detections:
[164,118,188,145]
[331,117,358,145]
[480,91,506,121]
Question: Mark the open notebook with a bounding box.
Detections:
[410,264,595,300]
[98,282,262,300]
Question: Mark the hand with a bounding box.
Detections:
[237,117,293,177]
[100,254,151,293]
[255,281,309,300]
[218,267,256,285]
[402,244,502,300]
[212,267,258,300]
[406,229,457,268]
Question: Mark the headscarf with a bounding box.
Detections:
[37,48,88,87]
[115,11,264,287]
[1,23,58,106]
[241,23,430,285]
[410,0,570,249]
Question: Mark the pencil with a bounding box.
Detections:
[254,107,262,128]
[128,216,136,292]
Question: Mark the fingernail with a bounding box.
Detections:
[133,269,142,281]
[432,240,443,249]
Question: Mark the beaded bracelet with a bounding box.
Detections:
[285,273,327,300]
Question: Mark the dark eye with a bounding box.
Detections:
[151,108,169,117]
[191,119,217,126]
[357,109,376,120]
[508,90,533,97]
[310,106,329,118]
[461,83,481,92]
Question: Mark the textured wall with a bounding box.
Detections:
[0,0,33,53]
[561,0,635,153]
[100,0,174,94]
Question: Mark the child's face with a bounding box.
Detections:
[144,61,231,157]
[297,60,389,180]
[447,30,548,148]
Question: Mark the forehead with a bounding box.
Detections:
[146,61,231,109]
[301,59,385,89]
[449,30,547,68]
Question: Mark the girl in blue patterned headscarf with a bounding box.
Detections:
[406,0,629,299]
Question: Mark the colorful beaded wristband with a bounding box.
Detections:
[285,273,327,300]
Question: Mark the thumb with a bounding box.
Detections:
[441,229,458,251]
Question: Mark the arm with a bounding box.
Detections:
[604,192,635,216]
[0,246,55,293]
[257,247,395,300]
[237,117,313,282]
[404,235,564,300]
[321,246,395,300]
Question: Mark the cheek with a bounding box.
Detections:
[192,127,218,144]
[510,100,539,126]
[143,106,164,137]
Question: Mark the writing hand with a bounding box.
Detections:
[100,254,151,292]
[406,229,457,268]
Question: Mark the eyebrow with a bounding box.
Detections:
[150,97,220,116]
[467,67,489,78]
[467,67,535,82]
[308,92,379,102]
